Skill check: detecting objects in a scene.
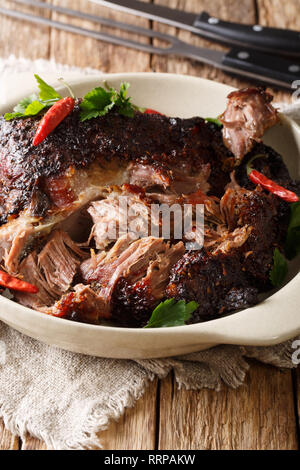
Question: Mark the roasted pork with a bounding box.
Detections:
[15,230,86,310]
[0,87,297,326]
[220,87,279,163]
[50,235,185,325]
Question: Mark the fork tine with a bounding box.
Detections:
[11,0,178,46]
[0,7,176,55]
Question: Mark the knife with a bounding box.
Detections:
[91,0,300,58]
[1,2,299,90]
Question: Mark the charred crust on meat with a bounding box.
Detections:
[1,86,299,327]
[111,277,155,327]
[166,249,259,323]
[0,105,230,222]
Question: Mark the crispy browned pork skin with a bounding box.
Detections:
[220,87,279,163]
[0,105,231,274]
[0,87,298,326]
[166,186,282,322]
[0,105,220,224]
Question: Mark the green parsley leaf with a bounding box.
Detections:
[269,248,288,287]
[4,93,40,120]
[285,202,300,260]
[4,76,62,121]
[34,74,62,102]
[205,117,222,127]
[115,82,134,117]
[144,298,199,328]
[80,86,117,122]
[4,100,47,120]
[24,100,46,116]
[134,105,146,113]
[80,82,137,121]
[14,93,39,113]
[4,112,25,121]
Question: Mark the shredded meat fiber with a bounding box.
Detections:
[0,86,298,326]
[220,87,279,164]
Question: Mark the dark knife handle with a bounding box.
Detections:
[222,48,300,89]
[194,11,300,58]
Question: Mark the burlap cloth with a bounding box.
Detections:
[0,56,299,450]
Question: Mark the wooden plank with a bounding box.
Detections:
[257,0,300,103]
[158,363,298,450]
[257,0,299,29]
[296,368,300,445]
[21,378,158,450]
[0,379,157,450]
[21,435,47,450]
[49,0,152,72]
[99,378,158,450]
[152,0,257,89]
[0,0,51,60]
[0,419,19,450]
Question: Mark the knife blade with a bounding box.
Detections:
[1,3,299,91]
[91,0,300,58]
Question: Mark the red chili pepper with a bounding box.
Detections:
[249,169,299,203]
[144,108,163,115]
[33,97,75,146]
[0,270,38,293]
[246,154,299,203]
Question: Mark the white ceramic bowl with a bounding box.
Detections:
[0,73,299,358]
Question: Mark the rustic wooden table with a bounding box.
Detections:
[0,0,299,451]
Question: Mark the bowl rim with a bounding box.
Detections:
[0,71,299,346]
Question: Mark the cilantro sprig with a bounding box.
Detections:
[205,117,222,127]
[269,201,300,287]
[34,74,62,102]
[4,74,62,121]
[285,202,300,260]
[144,298,199,328]
[269,248,288,288]
[79,81,138,121]
[5,76,141,123]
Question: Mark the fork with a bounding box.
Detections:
[1,0,299,89]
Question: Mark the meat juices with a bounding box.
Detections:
[0,87,298,326]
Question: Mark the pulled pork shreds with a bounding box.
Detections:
[49,236,185,324]
[82,236,184,291]
[49,284,109,323]
[1,86,298,326]
[15,230,86,310]
[220,87,279,163]
[1,221,33,275]
[80,233,133,281]
[15,252,58,310]
[87,184,225,253]
[87,185,156,250]
[206,226,252,255]
[37,230,87,294]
